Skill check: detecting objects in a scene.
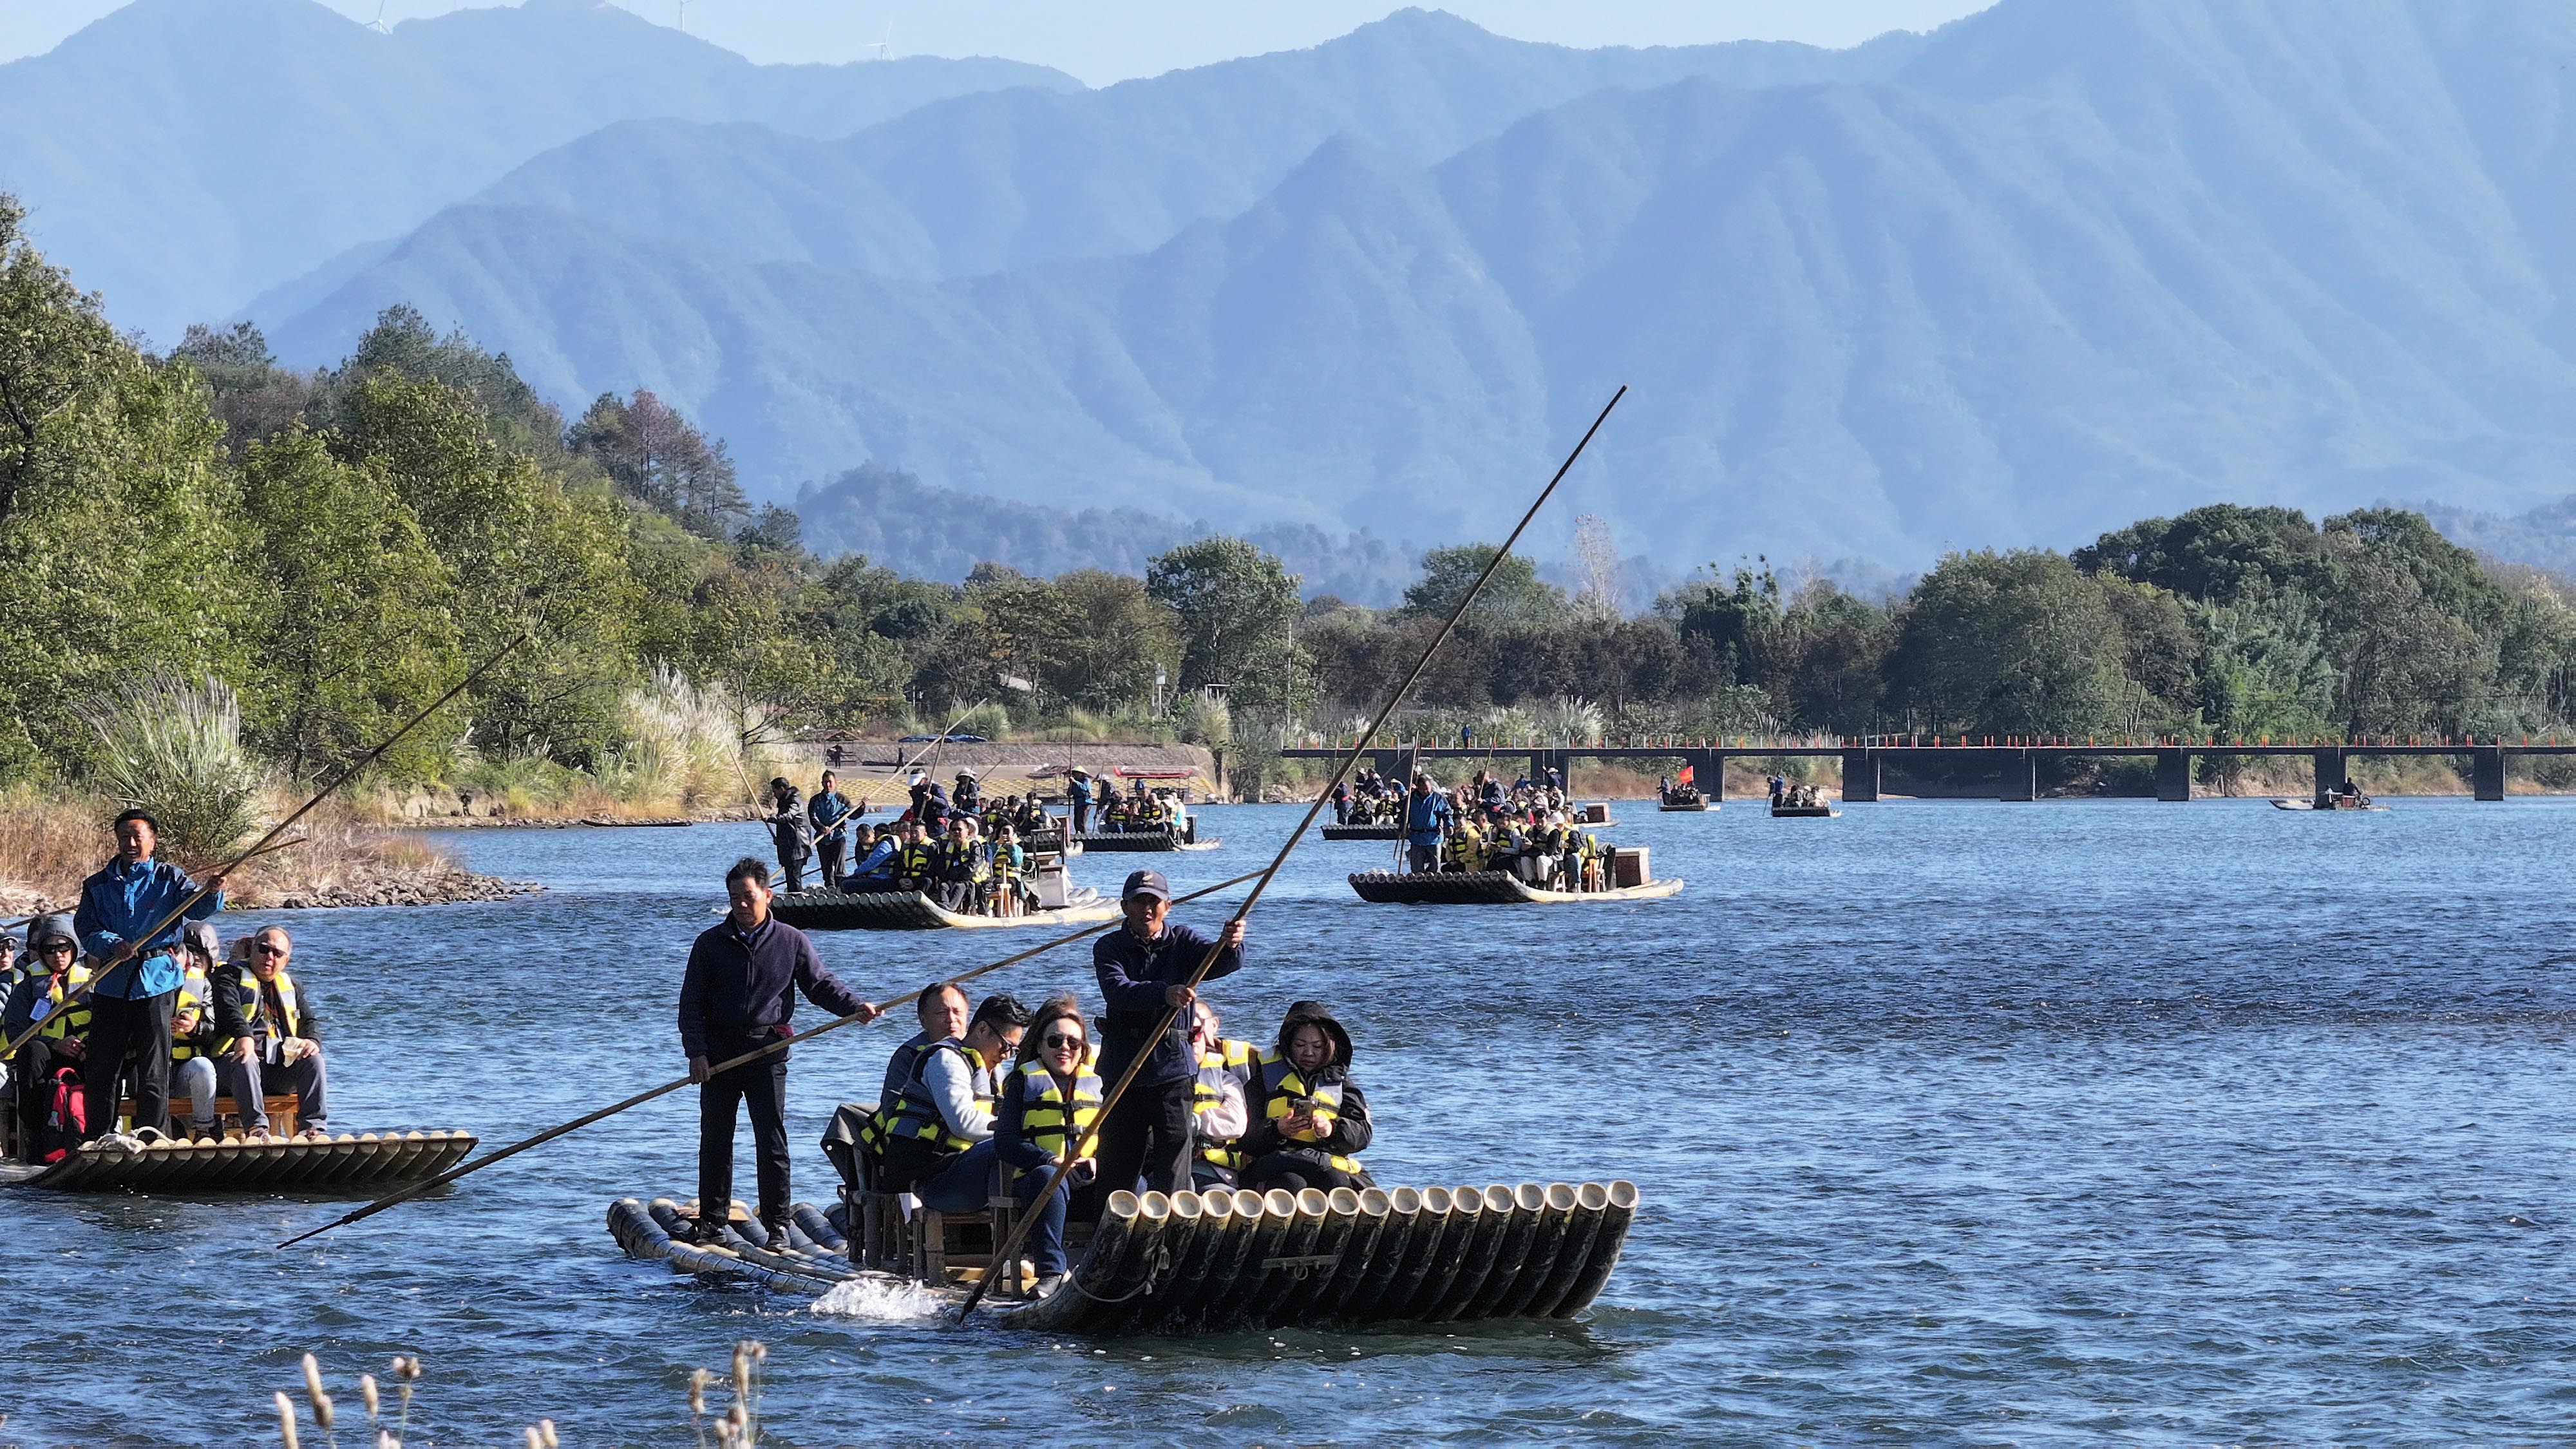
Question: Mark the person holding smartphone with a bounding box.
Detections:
[213,925,327,1136]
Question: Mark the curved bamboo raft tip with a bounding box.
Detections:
[12,1129,478,1193]
[603,1178,1639,1337]
[1348,871,1683,905]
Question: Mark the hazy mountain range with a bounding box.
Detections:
[8,0,2576,576]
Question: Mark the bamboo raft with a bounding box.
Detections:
[607,1180,1638,1334]
[1,1130,477,1193]
[1770,803,1839,818]
[2273,797,2389,811]
[1348,870,1684,905]
[768,886,1117,931]
[1321,822,1404,840]
[1073,828,1221,853]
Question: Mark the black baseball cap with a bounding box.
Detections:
[1121,869,1171,902]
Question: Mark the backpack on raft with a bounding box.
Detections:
[41,1066,86,1164]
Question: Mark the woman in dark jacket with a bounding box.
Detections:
[767,779,813,891]
[991,994,1101,1300]
[1239,999,1374,1193]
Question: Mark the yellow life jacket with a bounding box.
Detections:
[1193,1037,1256,1168]
[28,965,94,1048]
[1255,1047,1363,1174]
[1012,1058,1103,1160]
[219,964,301,1052]
[896,841,938,880]
[170,972,211,1061]
[885,1039,993,1153]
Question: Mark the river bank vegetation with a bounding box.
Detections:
[6,187,2575,853]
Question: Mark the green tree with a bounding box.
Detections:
[0,197,243,780]
[1401,544,1567,628]
[234,425,462,782]
[1887,551,2132,737]
[1147,537,1304,712]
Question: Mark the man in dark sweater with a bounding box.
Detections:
[1092,869,1246,1195]
[679,857,881,1245]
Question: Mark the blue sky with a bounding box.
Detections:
[6,0,1994,81]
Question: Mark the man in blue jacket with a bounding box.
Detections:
[1092,869,1245,1195]
[1067,770,1094,834]
[808,771,855,889]
[1403,772,1452,875]
[73,810,224,1141]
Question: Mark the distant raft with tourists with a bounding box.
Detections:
[1656,775,1713,811]
[1768,781,1838,817]
[768,881,1116,932]
[604,1179,1638,1335]
[2275,782,2387,811]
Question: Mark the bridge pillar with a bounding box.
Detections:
[2313,747,2347,808]
[1370,750,1405,784]
[2000,750,2037,802]
[1841,748,1879,802]
[1688,749,1725,802]
[2474,746,2506,802]
[2155,748,2192,802]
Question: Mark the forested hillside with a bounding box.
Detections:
[8,198,2569,808]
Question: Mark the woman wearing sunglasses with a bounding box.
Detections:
[992,994,1103,1300]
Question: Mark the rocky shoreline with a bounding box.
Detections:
[246,867,543,911]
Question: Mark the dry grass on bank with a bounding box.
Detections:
[0,788,509,916]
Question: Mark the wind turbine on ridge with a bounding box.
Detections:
[368,1,391,34]
[871,19,894,60]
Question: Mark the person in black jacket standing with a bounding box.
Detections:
[679,857,880,1245]
[1092,869,1245,1196]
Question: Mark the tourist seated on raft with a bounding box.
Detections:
[953,770,981,815]
[166,921,238,1140]
[3,914,90,1158]
[989,825,1035,916]
[873,994,1027,1213]
[846,822,898,884]
[847,981,969,1166]
[214,926,328,1137]
[1238,1000,1373,1194]
[936,815,992,913]
[893,820,938,895]
[1189,1001,1256,1189]
[992,994,1104,1301]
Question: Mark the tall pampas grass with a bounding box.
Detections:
[616,666,759,810]
[81,675,265,864]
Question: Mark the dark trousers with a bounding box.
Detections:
[1246,1150,1368,1195]
[84,989,174,1139]
[15,1036,75,1142]
[698,1053,791,1221]
[1071,799,1091,833]
[1094,1078,1195,1196]
[817,836,846,889]
[776,851,808,892]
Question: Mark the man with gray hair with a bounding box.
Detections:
[214,925,328,1136]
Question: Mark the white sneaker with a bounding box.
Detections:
[1029,1274,1066,1302]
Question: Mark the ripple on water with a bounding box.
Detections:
[12,800,2576,1441]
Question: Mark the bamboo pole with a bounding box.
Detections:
[954,386,1626,1320]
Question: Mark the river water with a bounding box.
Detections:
[8,798,2576,1444]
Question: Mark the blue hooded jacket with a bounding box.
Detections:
[75,856,222,999]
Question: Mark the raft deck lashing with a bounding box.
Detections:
[767,887,1117,932]
[606,1181,1636,1335]
[15,1131,478,1192]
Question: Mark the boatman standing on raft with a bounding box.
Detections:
[1092,869,1246,1195]
[679,857,881,1247]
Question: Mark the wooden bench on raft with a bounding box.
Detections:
[843,1184,1094,1293]
[0,1092,299,1160]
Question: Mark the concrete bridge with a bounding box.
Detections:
[1279,738,2576,804]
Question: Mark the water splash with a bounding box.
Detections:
[809,1276,948,1322]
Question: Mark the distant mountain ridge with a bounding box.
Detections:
[0,0,1071,337]
[18,0,2576,576]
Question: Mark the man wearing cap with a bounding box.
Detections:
[1092,869,1246,1196]
[73,809,225,1141]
